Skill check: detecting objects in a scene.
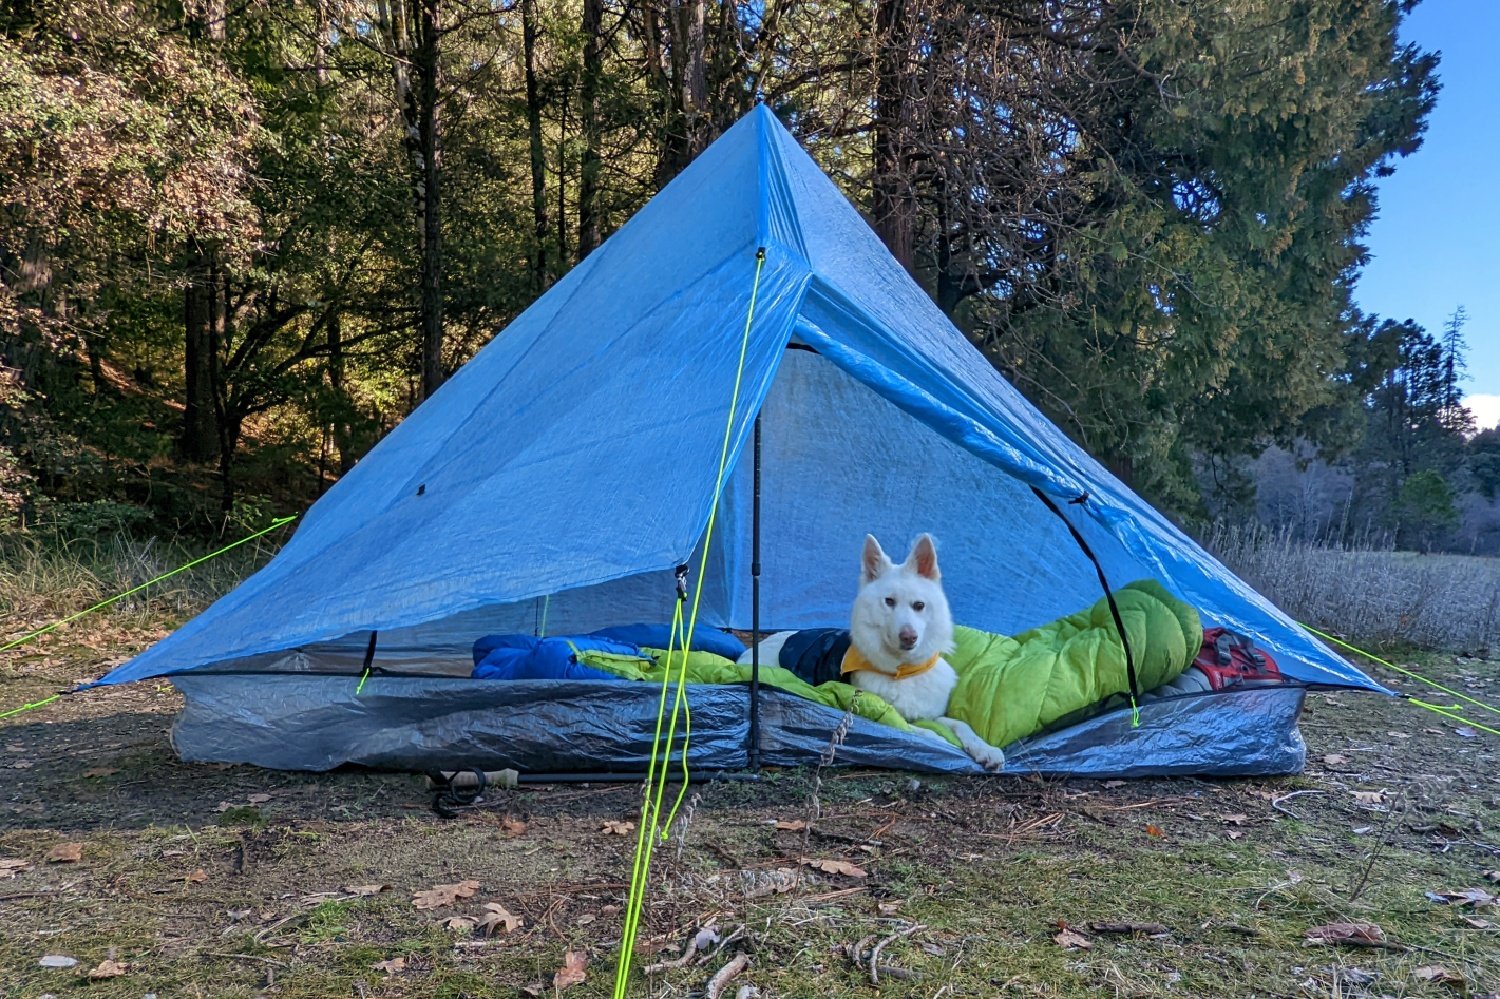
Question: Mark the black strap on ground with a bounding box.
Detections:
[1030,486,1142,722]
[428,768,488,819]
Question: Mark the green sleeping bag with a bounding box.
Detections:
[579,579,1201,751]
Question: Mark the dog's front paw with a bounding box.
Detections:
[939,716,1005,773]
[970,744,1006,772]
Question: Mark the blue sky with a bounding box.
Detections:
[1354,0,1500,428]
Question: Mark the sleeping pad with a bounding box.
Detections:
[475,580,1201,749]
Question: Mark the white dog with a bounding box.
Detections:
[742,534,1005,771]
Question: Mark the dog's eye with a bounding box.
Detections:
[884,596,896,608]
[912,601,926,612]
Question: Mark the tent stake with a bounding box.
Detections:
[749,414,763,771]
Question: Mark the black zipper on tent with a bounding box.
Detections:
[1029,487,1141,718]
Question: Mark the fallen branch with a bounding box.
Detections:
[1089,921,1168,936]
[869,923,925,985]
[1271,790,1325,820]
[705,953,749,999]
[197,951,289,967]
[643,934,706,975]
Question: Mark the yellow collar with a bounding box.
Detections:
[840,646,941,679]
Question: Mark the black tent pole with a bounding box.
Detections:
[748,414,762,771]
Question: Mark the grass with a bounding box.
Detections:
[0,529,278,652]
[1,532,1498,995]
[1,649,1498,997]
[1204,522,1500,654]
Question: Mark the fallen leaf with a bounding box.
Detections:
[1456,727,1478,738]
[412,880,480,910]
[45,843,83,864]
[1103,780,1126,788]
[1386,730,1410,739]
[1414,965,1465,986]
[1227,830,1246,841]
[554,949,588,991]
[0,858,30,878]
[1486,871,1500,883]
[800,857,868,878]
[1424,887,1496,908]
[1054,928,1092,950]
[372,957,406,975]
[1351,826,1373,835]
[246,793,272,804]
[1461,916,1493,929]
[575,913,595,926]
[773,819,808,831]
[1305,922,1386,946]
[742,868,800,897]
[600,820,635,835]
[80,766,119,778]
[500,816,527,835]
[185,868,208,883]
[88,959,129,980]
[38,955,78,968]
[876,900,901,916]
[1321,754,1349,766]
[523,983,545,997]
[476,902,524,936]
[1222,813,1249,825]
[344,883,391,897]
[443,916,477,932]
[1352,791,1387,806]
[1144,824,1164,838]
[213,801,233,813]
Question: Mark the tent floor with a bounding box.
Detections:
[169,674,1309,778]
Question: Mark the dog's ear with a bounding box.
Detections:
[906,533,941,580]
[861,534,891,583]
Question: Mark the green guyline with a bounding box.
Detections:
[613,247,767,998]
[1301,622,1500,736]
[1,515,298,655]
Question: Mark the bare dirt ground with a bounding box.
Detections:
[1,651,1498,998]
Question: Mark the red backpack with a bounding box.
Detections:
[1193,627,1284,690]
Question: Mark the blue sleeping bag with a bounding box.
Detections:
[470,625,747,682]
[471,634,638,681]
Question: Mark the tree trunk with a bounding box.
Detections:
[416,0,444,399]
[180,0,226,460]
[555,95,569,264]
[655,0,708,185]
[211,264,233,512]
[872,0,915,272]
[379,0,444,400]
[181,247,217,461]
[576,0,605,260]
[522,0,549,289]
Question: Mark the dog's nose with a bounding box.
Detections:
[898,628,917,650]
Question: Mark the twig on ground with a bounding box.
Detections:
[643,925,712,974]
[1346,790,1404,903]
[1270,789,1325,820]
[868,922,925,985]
[197,951,289,967]
[704,953,749,999]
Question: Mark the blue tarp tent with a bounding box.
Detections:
[97,105,1380,777]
